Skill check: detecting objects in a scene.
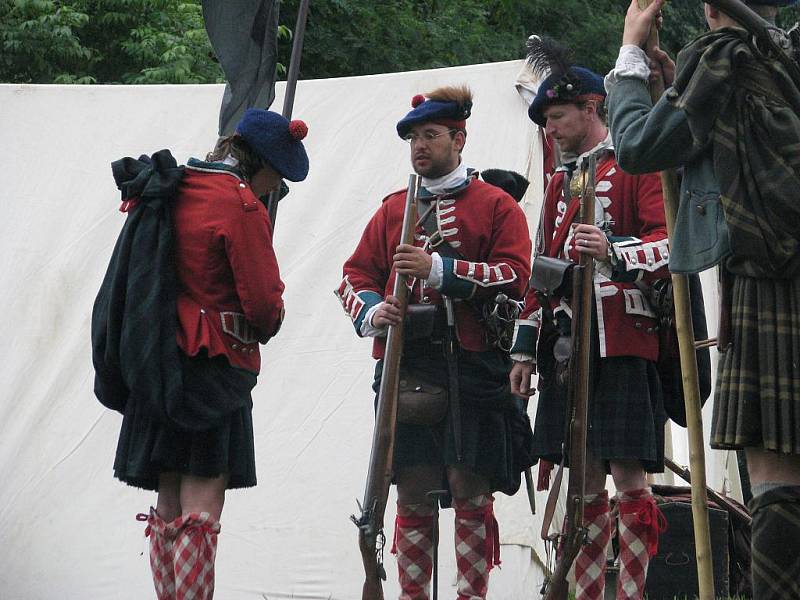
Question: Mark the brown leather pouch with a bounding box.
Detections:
[397,371,448,426]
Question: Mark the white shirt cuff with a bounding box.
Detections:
[360,303,388,338]
[511,353,535,363]
[604,44,650,93]
[426,252,444,290]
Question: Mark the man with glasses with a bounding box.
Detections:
[336,85,534,600]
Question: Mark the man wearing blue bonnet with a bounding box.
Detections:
[607,1,800,597]
[511,35,673,600]
[337,85,534,600]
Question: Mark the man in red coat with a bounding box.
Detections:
[337,85,533,600]
[510,38,670,600]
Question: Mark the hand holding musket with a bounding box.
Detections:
[542,154,596,600]
[351,174,420,600]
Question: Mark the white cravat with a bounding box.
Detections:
[421,160,468,195]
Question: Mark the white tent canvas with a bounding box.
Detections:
[0,59,738,600]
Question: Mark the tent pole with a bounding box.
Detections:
[635,2,715,598]
[267,0,311,229]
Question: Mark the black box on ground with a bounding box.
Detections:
[645,501,730,599]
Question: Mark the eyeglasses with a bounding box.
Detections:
[402,129,456,145]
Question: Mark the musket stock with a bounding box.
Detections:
[542,155,596,599]
[352,174,421,600]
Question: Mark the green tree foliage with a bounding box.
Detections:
[277,0,800,81]
[658,0,706,58]
[0,0,222,83]
[276,0,620,79]
[277,0,708,80]
[777,5,800,28]
[276,0,518,77]
[3,0,800,84]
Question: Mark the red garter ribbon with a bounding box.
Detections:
[455,501,502,571]
[391,513,435,555]
[619,493,668,557]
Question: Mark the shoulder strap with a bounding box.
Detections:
[417,196,466,260]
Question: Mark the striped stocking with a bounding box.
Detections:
[140,508,179,600]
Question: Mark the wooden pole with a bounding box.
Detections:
[635,2,715,598]
[267,0,311,230]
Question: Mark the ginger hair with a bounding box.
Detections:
[424,84,473,107]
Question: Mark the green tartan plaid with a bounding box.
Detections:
[672,27,800,452]
[711,275,800,453]
[749,486,800,599]
[673,28,800,278]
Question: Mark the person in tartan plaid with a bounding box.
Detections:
[510,36,671,600]
[102,109,309,600]
[608,1,800,598]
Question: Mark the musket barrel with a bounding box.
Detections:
[356,174,421,600]
[360,174,419,502]
[543,155,596,600]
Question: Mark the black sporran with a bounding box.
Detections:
[530,256,576,392]
[534,294,573,392]
[530,255,574,298]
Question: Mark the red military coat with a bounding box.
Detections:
[512,150,669,362]
[337,176,532,358]
[173,160,285,373]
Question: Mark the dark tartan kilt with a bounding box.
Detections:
[748,486,800,599]
[712,274,800,454]
[532,354,667,473]
[113,350,258,491]
[373,340,536,500]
